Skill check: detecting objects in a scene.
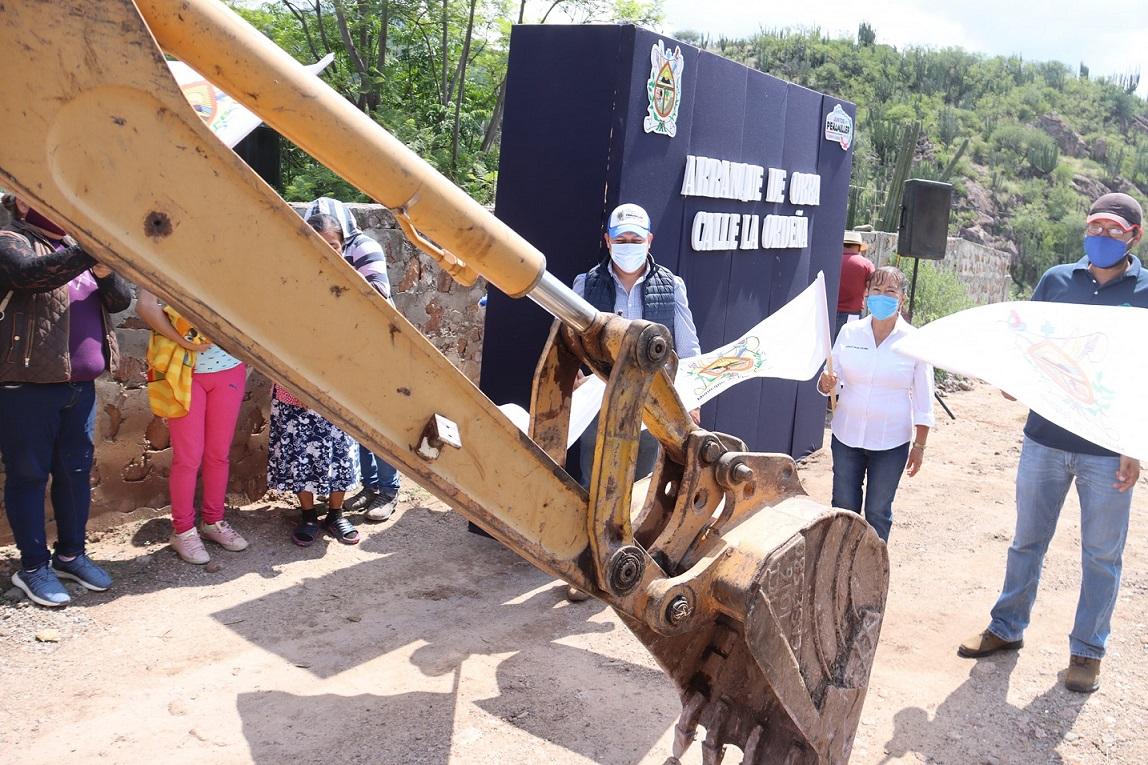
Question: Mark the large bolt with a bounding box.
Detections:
[714,456,756,490]
[732,463,755,483]
[645,334,668,363]
[667,595,693,626]
[700,438,723,464]
[607,546,646,595]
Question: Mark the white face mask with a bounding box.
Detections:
[610,242,648,272]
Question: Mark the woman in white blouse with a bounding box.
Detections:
[817,266,935,542]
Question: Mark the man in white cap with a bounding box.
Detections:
[959,192,1147,694]
[574,202,701,369]
[836,230,874,340]
[564,203,700,601]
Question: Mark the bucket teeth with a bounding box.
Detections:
[742,724,765,762]
[700,741,727,765]
[671,690,708,760]
[699,698,730,765]
[701,719,729,765]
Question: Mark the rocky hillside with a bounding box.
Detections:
[680,27,1148,291]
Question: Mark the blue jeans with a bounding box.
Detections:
[0,382,97,570]
[988,437,1133,659]
[359,445,400,497]
[830,435,909,542]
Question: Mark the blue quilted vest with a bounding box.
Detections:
[583,256,678,351]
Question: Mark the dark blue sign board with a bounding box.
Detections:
[481,24,854,467]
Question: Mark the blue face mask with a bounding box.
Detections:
[866,294,900,320]
[1083,235,1129,269]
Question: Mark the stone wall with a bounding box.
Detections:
[858,232,1012,306]
[0,204,487,541]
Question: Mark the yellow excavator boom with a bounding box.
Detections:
[0,2,888,762]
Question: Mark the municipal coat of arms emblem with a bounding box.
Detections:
[644,40,684,137]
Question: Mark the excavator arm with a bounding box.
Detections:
[0,1,888,762]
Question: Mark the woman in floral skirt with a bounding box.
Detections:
[266,214,361,546]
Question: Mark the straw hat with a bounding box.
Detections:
[843,230,868,251]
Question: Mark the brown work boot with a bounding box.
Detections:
[957,629,1023,658]
[1065,655,1101,693]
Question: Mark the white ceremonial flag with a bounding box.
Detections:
[892,301,1148,461]
[168,54,335,148]
[675,270,832,405]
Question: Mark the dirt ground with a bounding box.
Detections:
[2,383,1146,765]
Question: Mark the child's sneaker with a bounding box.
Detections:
[170,527,211,564]
[200,520,249,552]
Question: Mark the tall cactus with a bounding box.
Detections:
[938,107,961,146]
[877,121,921,232]
[1104,143,1127,178]
[847,185,862,229]
[1131,146,1148,187]
[939,137,969,182]
[1026,141,1059,176]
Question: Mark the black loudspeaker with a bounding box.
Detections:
[898,178,952,260]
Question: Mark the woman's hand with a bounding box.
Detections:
[91,263,113,279]
[136,287,212,353]
[906,444,925,477]
[818,370,839,394]
[177,337,213,353]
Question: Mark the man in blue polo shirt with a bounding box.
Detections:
[959,192,1147,693]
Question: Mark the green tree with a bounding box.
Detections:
[229,0,661,202]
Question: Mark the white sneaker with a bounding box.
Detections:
[200,520,249,552]
[170,528,211,564]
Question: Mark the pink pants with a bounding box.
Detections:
[167,363,247,533]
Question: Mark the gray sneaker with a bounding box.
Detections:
[364,493,398,522]
[13,566,72,607]
[345,487,378,512]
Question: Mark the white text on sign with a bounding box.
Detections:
[681,154,820,252]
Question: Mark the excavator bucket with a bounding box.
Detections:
[0,1,888,762]
[631,499,887,763]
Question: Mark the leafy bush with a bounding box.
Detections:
[894,258,974,327]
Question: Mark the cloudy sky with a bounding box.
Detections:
[658,0,1147,95]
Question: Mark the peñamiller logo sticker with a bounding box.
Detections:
[644,40,684,137]
[824,103,854,150]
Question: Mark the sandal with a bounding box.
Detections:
[323,512,360,545]
[292,513,321,547]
